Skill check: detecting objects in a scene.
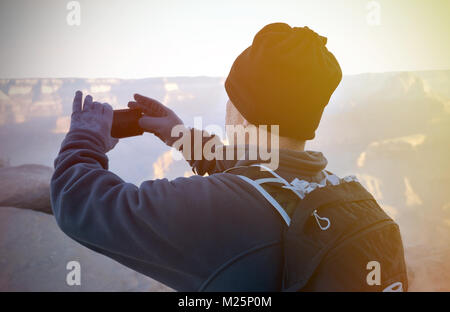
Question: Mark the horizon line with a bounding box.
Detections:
[1,68,450,81]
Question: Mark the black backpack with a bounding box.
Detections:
[226,164,408,292]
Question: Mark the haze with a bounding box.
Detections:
[0,0,449,79]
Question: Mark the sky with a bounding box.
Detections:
[0,0,449,79]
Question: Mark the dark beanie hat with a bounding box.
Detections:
[225,23,342,140]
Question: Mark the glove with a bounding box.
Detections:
[128,94,187,147]
[69,91,118,153]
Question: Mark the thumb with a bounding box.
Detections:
[139,115,186,139]
[139,116,166,131]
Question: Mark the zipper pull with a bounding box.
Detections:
[312,210,331,231]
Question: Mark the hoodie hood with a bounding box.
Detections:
[230,147,328,183]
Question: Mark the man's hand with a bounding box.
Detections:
[70,91,118,153]
[128,94,186,147]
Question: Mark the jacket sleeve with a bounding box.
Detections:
[50,129,281,291]
[180,128,238,176]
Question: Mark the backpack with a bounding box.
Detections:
[225,163,408,292]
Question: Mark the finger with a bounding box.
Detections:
[127,101,141,110]
[102,102,113,119]
[72,90,83,113]
[134,94,167,117]
[134,99,167,117]
[83,95,94,111]
[129,101,150,113]
[129,101,148,112]
[93,101,103,113]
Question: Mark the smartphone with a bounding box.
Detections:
[111,108,144,138]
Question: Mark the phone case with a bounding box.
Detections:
[111,108,144,138]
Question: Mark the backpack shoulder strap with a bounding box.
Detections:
[236,174,292,225]
[224,164,304,226]
[225,164,361,230]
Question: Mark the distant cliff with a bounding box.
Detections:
[0,164,53,214]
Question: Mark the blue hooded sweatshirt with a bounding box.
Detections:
[50,129,328,291]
